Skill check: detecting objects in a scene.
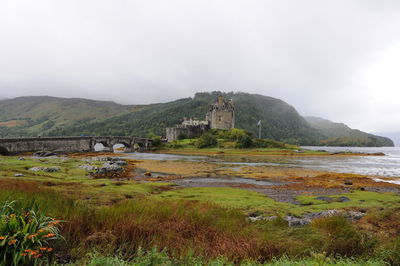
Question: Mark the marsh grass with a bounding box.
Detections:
[1,156,400,264]
[0,180,394,264]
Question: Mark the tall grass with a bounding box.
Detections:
[0,179,398,264]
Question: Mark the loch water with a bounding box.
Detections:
[300,146,400,179]
[124,146,400,179]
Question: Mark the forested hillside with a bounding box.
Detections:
[0,93,394,146]
[305,116,394,147]
[46,92,321,145]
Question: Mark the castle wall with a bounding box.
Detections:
[210,109,234,129]
[208,97,235,130]
[166,127,187,142]
[166,124,209,142]
[165,96,235,141]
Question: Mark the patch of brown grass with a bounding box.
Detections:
[358,207,400,239]
[284,173,400,191]
[0,178,42,194]
[0,120,26,127]
[136,160,218,177]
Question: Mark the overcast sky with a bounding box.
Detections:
[1,0,400,133]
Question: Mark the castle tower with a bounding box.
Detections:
[206,96,235,130]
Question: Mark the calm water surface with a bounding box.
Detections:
[125,146,400,179]
[300,146,400,178]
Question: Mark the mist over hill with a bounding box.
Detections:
[372,132,400,147]
[0,92,394,147]
[305,116,394,147]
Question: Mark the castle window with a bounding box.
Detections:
[219,115,222,121]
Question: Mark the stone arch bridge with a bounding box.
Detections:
[0,136,152,155]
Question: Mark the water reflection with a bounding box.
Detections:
[124,147,400,178]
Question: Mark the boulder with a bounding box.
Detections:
[95,163,124,174]
[315,196,334,202]
[79,164,98,171]
[44,166,61,172]
[344,180,353,185]
[304,210,340,220]
[285,216,311,226]
[338,196,351,202]
[344,211,365,221]
[14,173,25,177]
[28,167,42,172]
[112,160,127,166]
[109,157,124,162]
[92,156,113,162]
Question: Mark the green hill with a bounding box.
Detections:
[0,93,394,146]
[0,96,136,137]
[45,92,321,145]
[305,116,394,147]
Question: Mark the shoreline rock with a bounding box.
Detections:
[247,209,365,226]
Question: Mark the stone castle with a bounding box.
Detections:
[166,96,235,141]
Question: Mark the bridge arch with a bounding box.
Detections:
[0,145,9,155]
[112,141,132,153]
[93,141,112,152]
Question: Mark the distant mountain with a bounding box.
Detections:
[0,93,394,147]
[305,116,394,147]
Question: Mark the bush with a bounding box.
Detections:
[151,136,162,147]
[235,135,253,148]
[169,141,183,149]
[196,133,217,148]
[253,138,287,149]
[311,216,369,256]
[225,128,249,141]
[177,133,188,140]
[148,133,162,147]
[0,200,62,265]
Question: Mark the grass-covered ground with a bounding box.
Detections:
[159,137,383,157]
[1,153,400,265]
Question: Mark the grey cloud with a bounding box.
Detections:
[1,0,400,132]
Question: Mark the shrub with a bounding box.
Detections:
[151,136,162,147]
[0,200,62,265]
[377,237,400,265]
[169,141,183,149]
[235,135,253,148]
[177,132,188,140]
[252,138,287,149]
[148,133,162,147]
[196,133,217,148]
[311,216,369,256]
[225,128,248,141]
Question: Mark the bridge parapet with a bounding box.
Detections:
[0,136,152,155]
